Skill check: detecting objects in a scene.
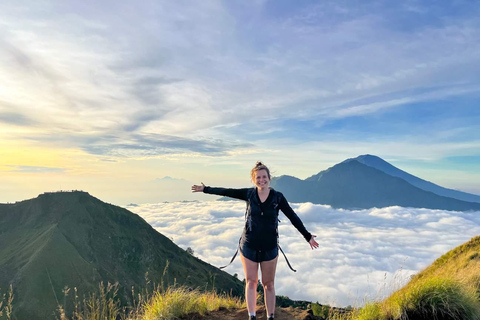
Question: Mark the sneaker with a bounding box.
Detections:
[249,316,257,320]
[267,315,274,320]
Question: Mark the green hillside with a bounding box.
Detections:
[0,191,243,320]
[354,236,480,320]
[412,236,480,286]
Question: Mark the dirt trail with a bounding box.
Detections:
[180,306,322,320]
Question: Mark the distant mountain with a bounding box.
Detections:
[154,176,188,182]
[0,191,242,320]
[271,156,480,211]
[347,154,480,203]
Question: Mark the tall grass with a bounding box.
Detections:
[55,282,243,320]
[348,277,480,320]
[140,286,243,320]
[0,285,14,320]
[50,258,243,320]
[56,282,124,320]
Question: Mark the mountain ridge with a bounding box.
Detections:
[0,191,243,320]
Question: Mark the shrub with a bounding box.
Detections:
[141,286,243,320]
[311,302,332,318]
[355,302,382,320]
[399,277,480,320]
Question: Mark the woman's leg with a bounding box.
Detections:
[260,256,278,317]
[240,252,259,315]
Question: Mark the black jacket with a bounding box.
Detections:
[203,186,312,250]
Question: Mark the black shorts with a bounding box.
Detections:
[240,241,278,263]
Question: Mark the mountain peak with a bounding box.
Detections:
[342,154,387,164]
[348,155,480,203]
[277,155,480,210]
[355,154,382,160]
[30,190,95,205]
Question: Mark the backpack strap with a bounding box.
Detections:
[273,189,282,207]
[278,244,297,272]
[220,238,241,270]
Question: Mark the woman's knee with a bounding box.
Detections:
[262,279,275,291]
[246,277,258,289]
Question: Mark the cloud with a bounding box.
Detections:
[81,134,253,157]
[6,165,65,173]
[130,76,183,107]
[127,201,480,306]
[0,110,36,126]
[1,1,479,160]
[20,130,253,158]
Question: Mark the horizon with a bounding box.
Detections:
[1,1,480,205]
[2,153,480,206]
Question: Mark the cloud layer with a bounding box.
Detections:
[128,200,480,306]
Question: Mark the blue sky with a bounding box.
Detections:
[0,0,479,203]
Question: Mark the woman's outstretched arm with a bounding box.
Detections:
[191,183,250,201]
[279,193,319,250]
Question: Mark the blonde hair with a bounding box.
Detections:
[250,161,271,181]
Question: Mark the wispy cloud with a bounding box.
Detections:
[0,110,36,126]
[6,165,65,173]
[128,201,480,306]
[1,0,479,160]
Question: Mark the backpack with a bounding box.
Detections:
[220,188,297,272]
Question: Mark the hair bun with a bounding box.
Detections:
[251,161,271,181]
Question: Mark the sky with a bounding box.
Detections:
[128,200,480,306]
[1,0,480,204]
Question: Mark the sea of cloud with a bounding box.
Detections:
[127,201,480,307]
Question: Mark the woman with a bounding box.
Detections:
[192,161,319,320]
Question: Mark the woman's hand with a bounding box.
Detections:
[309,235,319,250]
[191,182,205,193]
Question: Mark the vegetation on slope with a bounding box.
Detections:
[0,285,13,320]
[54,282,243,320]
[348,236,480,320]
[0,191,243,320]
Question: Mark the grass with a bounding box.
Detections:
[54,282,244,320]
[0,285,14,320]
[333,236,480,320]
[351,277,480,320]
[140,286,243,320]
